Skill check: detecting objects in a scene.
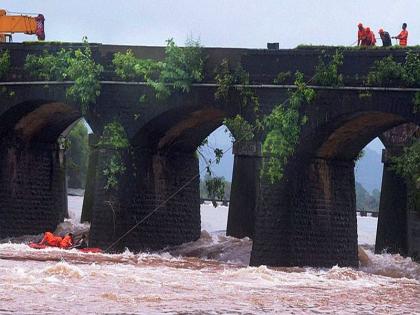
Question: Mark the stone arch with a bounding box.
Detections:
[90,97,254,252]
[0,98,94,238]
[251,90,420,268]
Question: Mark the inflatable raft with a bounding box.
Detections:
[28,242,103,253]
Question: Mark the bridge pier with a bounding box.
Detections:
[89,147,201,251]
[251,158,358,267]
[227,141,262,239]
[375,124,420,258]
[0,141,67,239]
[407,184,420,261]
[375,148,408,255]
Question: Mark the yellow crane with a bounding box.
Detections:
[0,9,45,42]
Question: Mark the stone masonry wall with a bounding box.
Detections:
[0,142,66,238]
[251,158,358,267]
[89,148,201,251]
[375,159,408,255]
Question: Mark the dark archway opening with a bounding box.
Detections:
[0,100,94,239]
[125,104,255,257]
[314,111,419,259]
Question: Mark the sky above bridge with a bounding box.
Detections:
[2,0,419,48]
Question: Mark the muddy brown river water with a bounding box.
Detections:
[0,199,419,314]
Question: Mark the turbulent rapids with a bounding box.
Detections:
[0,198,419,314]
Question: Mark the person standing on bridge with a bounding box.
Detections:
[357,23,366,46]
[393,23,408,46]
[365,27,376,46]
[378,28,392,47]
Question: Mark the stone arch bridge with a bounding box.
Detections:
[0,43,419,267]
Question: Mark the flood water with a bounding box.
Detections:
[0,196,419,314]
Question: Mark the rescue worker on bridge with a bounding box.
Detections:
[365,27,376,46]
[378,28,392,47]
[393,23,408,46]
[357,23,376,47]
[357,23,366,46]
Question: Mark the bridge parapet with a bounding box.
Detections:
[1,43,419,85]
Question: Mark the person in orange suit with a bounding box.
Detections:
[59,233,74,249]
[393,23,408,46]
[368,27,376,46]
[39,231,62,247]
[363,27,376,46]
[357,23,366,46]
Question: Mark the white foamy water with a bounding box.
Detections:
[0,196,418,314]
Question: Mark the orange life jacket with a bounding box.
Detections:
[397,30,408,46]
[361,28,371,46]
[369,31,376,46]
[358,29,365,42]
[60,235,73,248]
[43,232,62,247]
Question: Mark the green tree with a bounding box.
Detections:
[391,141,420,187]
[66,120,89,189]
[355,182,380,212]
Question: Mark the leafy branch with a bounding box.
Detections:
[262,72,315,183]
[313,50,344,86]
[113,38,205,100]
[97,122,130,191]
[24,38,103,114]
[0,50,10,79]
[391,141,420,187]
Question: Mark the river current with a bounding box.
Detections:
[0,196,419,314]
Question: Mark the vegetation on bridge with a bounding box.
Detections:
[366,50,420,112]
[313,50,344,86]
[262,72,315,183]
[213,54,331,184]
[113,39,205,100]
[0,50,15,98]
[391,141,420,187]
[0,50,10,79]
[24,38,103,114]
[365,51,420,204]
[214,59,261,143]
[97,121,129,191]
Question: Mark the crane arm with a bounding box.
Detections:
[0,9,45,41]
